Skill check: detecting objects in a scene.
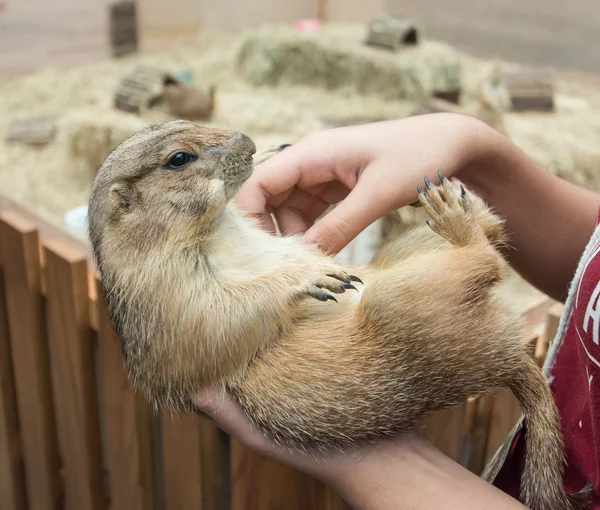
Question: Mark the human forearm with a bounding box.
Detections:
[328,434,526,510]
[239,113,600,300]
[457,120,600,301]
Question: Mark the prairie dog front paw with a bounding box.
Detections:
[294,267,363,303]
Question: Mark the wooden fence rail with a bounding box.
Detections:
[0,196,563,510]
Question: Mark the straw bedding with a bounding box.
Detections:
[236,25,461,101]
[0,23,599,309]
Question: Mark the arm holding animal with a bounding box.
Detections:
[87,118,589,509]
[196,389,526,510]
[193,113,599,508]
[236,113,600,301]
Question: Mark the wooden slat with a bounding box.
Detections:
[460,395,494,474]
[0,196,93,263]
[319,114,390,128]
[504,70,553,90]
[432,89,460,104]
[535,302,564,366]
[484,389,523,466]
[0,211,62,510]
[44,241,106,510]
[505,70,554,111]
[109,1,138,58]
[231,440,343,510]
[421,403,468,462]
[410,98,469,117]
[520,296,556,335]
[5,117,56,147]
[96,280,155,510]
[161,414,204,510]
[200,420,230,510]
[0,265,27,510]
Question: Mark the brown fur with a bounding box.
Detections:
[88,120,590,510]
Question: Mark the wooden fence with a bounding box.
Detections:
[0,195,564,510]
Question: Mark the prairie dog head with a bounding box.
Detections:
[88,120,256,262]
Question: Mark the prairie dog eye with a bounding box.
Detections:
[166,152,196,169]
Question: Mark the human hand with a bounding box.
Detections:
[192,388,424,507]
[193,388,368,484]
[193,388,526,510]
[237,113,486,254]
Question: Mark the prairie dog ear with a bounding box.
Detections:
[109,182,137,214]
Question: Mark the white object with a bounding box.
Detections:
[64,205,89,240]
[335,219,382,265]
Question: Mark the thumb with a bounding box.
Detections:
[304,188,389,255]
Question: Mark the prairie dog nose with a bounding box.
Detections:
[228,131,256,156]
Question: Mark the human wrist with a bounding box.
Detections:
[455,116,517,197]
[322,432,526,510]
[321,433,426,509]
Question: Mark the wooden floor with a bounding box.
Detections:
[1,0,599,80]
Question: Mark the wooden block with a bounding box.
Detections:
[320,114,390,128]
[109,1,138,58]
[231,440,343,510]
[0,266,27,510]
[96,280,155,510]
[114,66,165,114]
[365,15,418,50]
[160,414,204,510]
[504,70,554,112]
[0,211,62,510]
[5,117,56,147]
[44,242,106,510]
[410,98,467,117]
[433,89,461,104]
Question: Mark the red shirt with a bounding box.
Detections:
[488,212,600,506]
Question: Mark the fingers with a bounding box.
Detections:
[236,131,361,221]
[193,389,273,453]
[275,206,313,236]
[235,145,309,221]
[271,186,343,235]
[304,184,387,255]
[234,180,278,233]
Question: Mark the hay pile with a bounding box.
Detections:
[0,23,599,311]
[1,24,599,227]
[237,24,461,101]
[63,109,149,180]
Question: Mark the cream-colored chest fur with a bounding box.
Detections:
[206,206,316,282]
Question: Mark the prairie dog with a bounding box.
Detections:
[88,120,589,510]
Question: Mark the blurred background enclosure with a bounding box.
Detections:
[2,0,600,78]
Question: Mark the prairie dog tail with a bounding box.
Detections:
[509,357,591,510]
